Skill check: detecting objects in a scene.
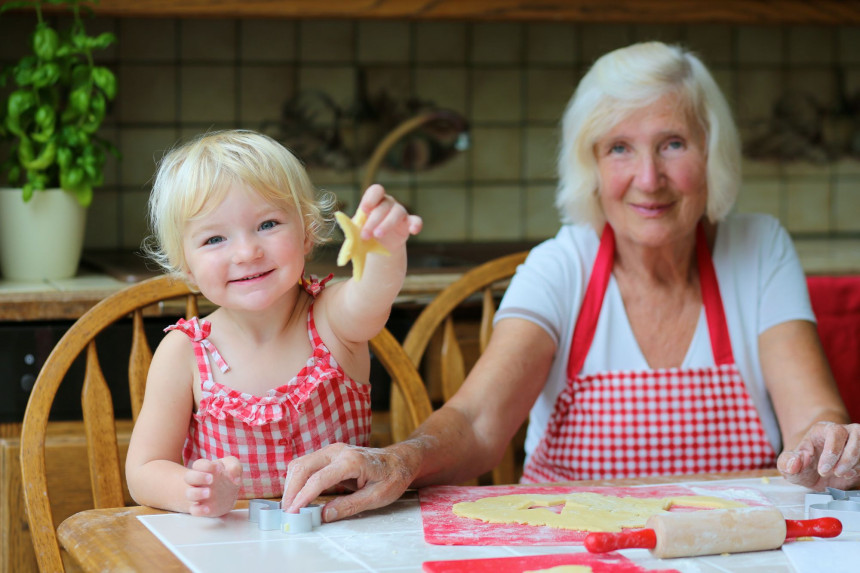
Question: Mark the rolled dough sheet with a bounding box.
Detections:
[453,492,747,532]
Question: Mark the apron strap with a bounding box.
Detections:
[696,222,735,365]
[567,221,734,379]
[567,224,615,379]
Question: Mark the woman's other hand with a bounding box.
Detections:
[778,421,860,490]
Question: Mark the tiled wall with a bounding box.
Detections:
[2,16,860,250]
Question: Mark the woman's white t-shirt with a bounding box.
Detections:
[495,213,815,461]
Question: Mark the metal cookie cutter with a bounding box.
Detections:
[805,487,860,531]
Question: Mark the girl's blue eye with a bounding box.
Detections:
[205,236,224,245]
[260,220,277,231]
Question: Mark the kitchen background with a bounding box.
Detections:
[2,14,860,252]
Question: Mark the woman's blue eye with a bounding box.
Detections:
[260,220,277,231]
[609,143,626,154]
[666,139,684,150]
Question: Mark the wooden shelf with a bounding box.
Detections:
[40,0,860,24]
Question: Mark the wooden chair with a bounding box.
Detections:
[397,251,530,484]
[19,274,432,572]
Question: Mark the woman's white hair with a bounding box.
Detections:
[556,41,741,229]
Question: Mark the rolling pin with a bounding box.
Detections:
[585,507,842,559]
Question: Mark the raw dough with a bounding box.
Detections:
[335,210,389,280]
[525,567,591,573]
[452,492,747,532]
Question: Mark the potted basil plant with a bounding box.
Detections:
[0,0,117,281]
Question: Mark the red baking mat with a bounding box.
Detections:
[420,483,770,546]
[423,552,680,573]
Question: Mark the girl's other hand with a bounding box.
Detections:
[184,456,243,517]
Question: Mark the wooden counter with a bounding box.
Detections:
[1,237,858,322]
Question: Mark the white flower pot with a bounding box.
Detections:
[0,187,87,281]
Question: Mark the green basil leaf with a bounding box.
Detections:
[91,67,117,100]
[33,24,59,61]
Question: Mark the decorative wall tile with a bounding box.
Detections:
[471,185,522,240]
[300,20,354,62]
[120,189,151,248]
[788,26,834,65]
[785,177,831,233]
[834,178,860,232]
[414,68,468,112]
[735,69,782,123]
[120,19,177,62]
[525,184,561,240]
[524,126,559,181]
[471,22,523,64]
[180,20,236,62]
[471,69,522,122]
[736,179,782,221]
[415,186,468,241]
[737,26,782,65]
[633,24,684,45]
[525,69,575,122]
[684,25,733,65]
[84,190,120,249]
[239,65,295,125]
[525,23,577,64]
[180,66,236,123]
[359,21,411,63]
[415,22,466,64]
[471,127,522,181]
[117,64,178,123]
[581,25,632,65]
[32,16,859,252]
[240,20,296,62]
[118,128,180,187]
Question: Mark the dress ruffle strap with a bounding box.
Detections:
[165,317,230,373]
[300,273,334,297]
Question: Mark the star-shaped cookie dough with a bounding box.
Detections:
[334,209,390,281]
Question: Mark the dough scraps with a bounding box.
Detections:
[335,210,389,281]
[452,492,747,532]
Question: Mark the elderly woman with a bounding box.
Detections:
[283,41,859,523]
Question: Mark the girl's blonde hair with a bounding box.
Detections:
[556,41,741,230]
[143,130,334,277]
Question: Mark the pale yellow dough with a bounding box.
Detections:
[452,492,747,532]
[524,567,592,573]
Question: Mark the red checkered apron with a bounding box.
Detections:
[170,277,371,498]
[521,223,776,483]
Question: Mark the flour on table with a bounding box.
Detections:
[452,492,747,532]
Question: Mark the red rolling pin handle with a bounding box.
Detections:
[585,517,842,554]
[585,529,657,553]
[785,517,842,539]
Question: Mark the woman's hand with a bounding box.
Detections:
[281,442,420,523]
[184,456,243,517]
[778,421,860,490]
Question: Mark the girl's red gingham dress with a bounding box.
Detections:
[168,277,372,499]
[521,223,776,483]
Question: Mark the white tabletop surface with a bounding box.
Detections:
[138,476,860,573]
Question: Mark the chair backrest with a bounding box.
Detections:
[398,251,529,483]
[20,274,432,572]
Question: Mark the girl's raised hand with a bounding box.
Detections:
[184,456,243,517]
[356,184,422,250]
